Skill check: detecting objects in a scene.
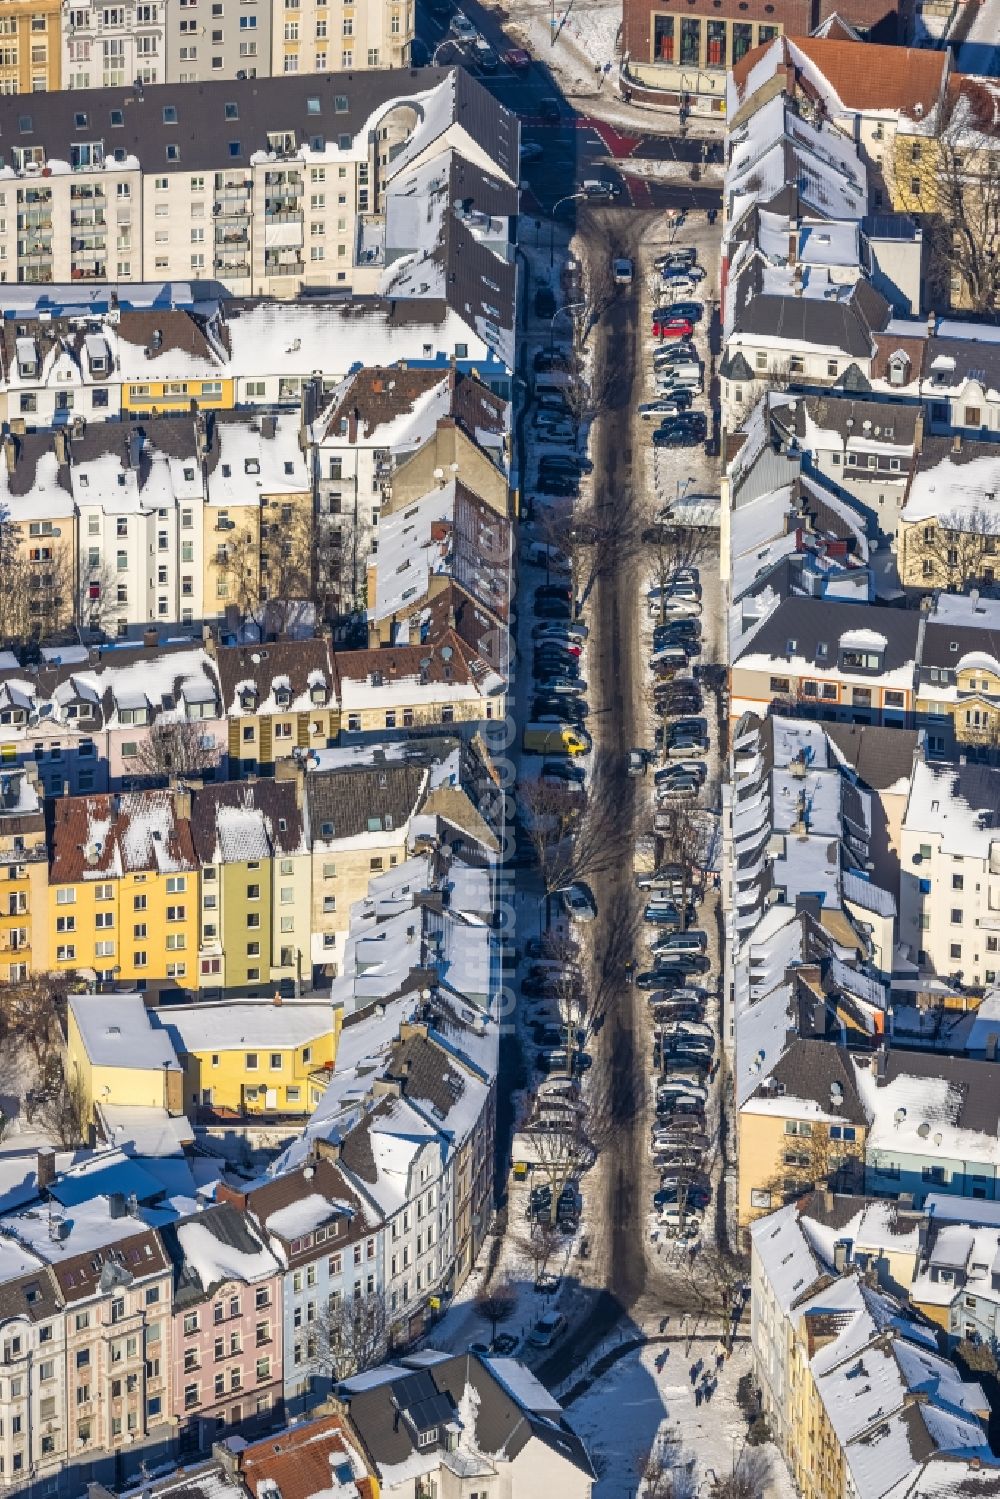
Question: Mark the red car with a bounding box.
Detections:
[652,315,694,339]
[503,46,531,68]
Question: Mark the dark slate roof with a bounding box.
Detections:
[1,432,71,498]
[729,262,890,357]
[922,619,1000,671]
[0,66,516,185]
[338,1098,392,1187]
[736,596,921,672]
[341,1352,594,1479]
[0,1264,62,1325]
[50,1227,170,1303]
[305,763,427,842]
[188,779,305,864]
[823,721,919,789]
[161,1201,274,1306]
[881,1049,1000,1137]
[239,1157,374,1257]
[914,434,1000,475]
[214,638,336,714]
[778,394,921,446]
[924,334,1000,394]
[383,1032,471,1125]
[768,1038,868,1123]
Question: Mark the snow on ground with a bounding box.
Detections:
[567,1339,798,1499]
[498,0,622,98]
[954,0,1000,76]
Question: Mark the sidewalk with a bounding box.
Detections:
[481,0,725,137]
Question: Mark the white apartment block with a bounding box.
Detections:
[0,69,517,307]
[900,757,1000,987]
[59,0,409,92]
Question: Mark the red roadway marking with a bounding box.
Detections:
[578,116,643,158]
[621,174,653,209]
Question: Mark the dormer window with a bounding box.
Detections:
[240,688,258,711]
[275,687,291,708]
[786,639,798,655]
[416,1428,438,1449]
[841,649,883,673]
[888,352,909,387]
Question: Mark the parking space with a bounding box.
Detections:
[621,216,727,1258]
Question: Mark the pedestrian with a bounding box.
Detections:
[660,1315,669,1333]
[695,1387,702,1407]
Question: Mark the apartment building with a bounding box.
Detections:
[337,1352,595,1499]
[48,786,199,993]
[186,779,312,998]
[914,593,1000,755]
[313,367,509,613]
[899,755,1000,987]
[0,763,49,982]
[730,596,921,726]
[214,639,339,778]
[305,760,427,967]
[750,1203,996,1499]
[160,1203,284,1452]
[0,69,518,312]
[223,1157,381,1415]
[57,0,411,92]
[897,436,1000,591]
[0,0,61,94]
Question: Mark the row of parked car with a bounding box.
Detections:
[636,516,719,1237]
[646,247,712,451]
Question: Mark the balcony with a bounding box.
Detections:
[70,211,106,229]
[216,227,249,247]
[264,256,304,276]
[17,213,52,232]
[21,188,52,206]
[71,264,107,281]
[70,184,104,201]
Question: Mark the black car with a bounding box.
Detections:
[653,424,702,449]
[535,285,557,318]
[540,453,593,474]
[654,1183,711,1211]
[534,600,573,620]
[541,760,586,785]
[533,697,588,724]
[669,302,703,323]
[534,348,574,373]
[537,473,578,497]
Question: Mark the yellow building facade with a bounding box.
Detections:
[152,999,338,1116]
[121,376,235,415]
[0,0,61,95]
[66,991,183,1122]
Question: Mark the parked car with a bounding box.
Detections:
[533,618,588,640]
[639,395,693,418]
[653,344,700,368]
[503,45,531,66]
[534,285,557,317]
[541,760,586,785]
[528,1312,567,1348]
[560,883,597,922]
[652,313,694,339]
[653,424,701,448]
[654,1183,710,1211]
[654,248,698,270]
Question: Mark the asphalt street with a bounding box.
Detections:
[414,0,723,214]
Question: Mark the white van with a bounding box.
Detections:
[656,364,703,392]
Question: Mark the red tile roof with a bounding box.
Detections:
[49,789,197,883]
[787,37,948,118]
[238,1413,376,1499]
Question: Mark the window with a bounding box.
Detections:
[951,908,963,925]
[245,1052,258,1071]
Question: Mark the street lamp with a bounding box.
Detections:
[549,299,586,354]
[550,190,586,268]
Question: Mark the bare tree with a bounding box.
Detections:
[919,82,1000,315]
[39,1065,89,1149]
[646,517,713,628]
[638,1433,697,1499]
[132,721,222,785]
[681,1245,748,1355]
[0,521,75,646]
[709,1447,773,1499]
[527,1065,640,1226]
[904,505,1000,593]
[518,762,629,924]
[326,1290,388,1380]
[259,503,316,633]
[0,973,69,1072]
[475,1278,517,1342]
[655,802,710,922]
[518,1220,563,1284]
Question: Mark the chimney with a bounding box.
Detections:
[172,783,192,823]
[952,433,962,454]
[53,429,68,465]
[833,1240,849,1274]
[143,627,159,649]
[272,990,283,1006]
[788,229,797,266]
[927,310,935,337]
[36,1148,56,1192]
[3,434,16,475]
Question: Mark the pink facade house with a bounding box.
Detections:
[161,1202,283,1457]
